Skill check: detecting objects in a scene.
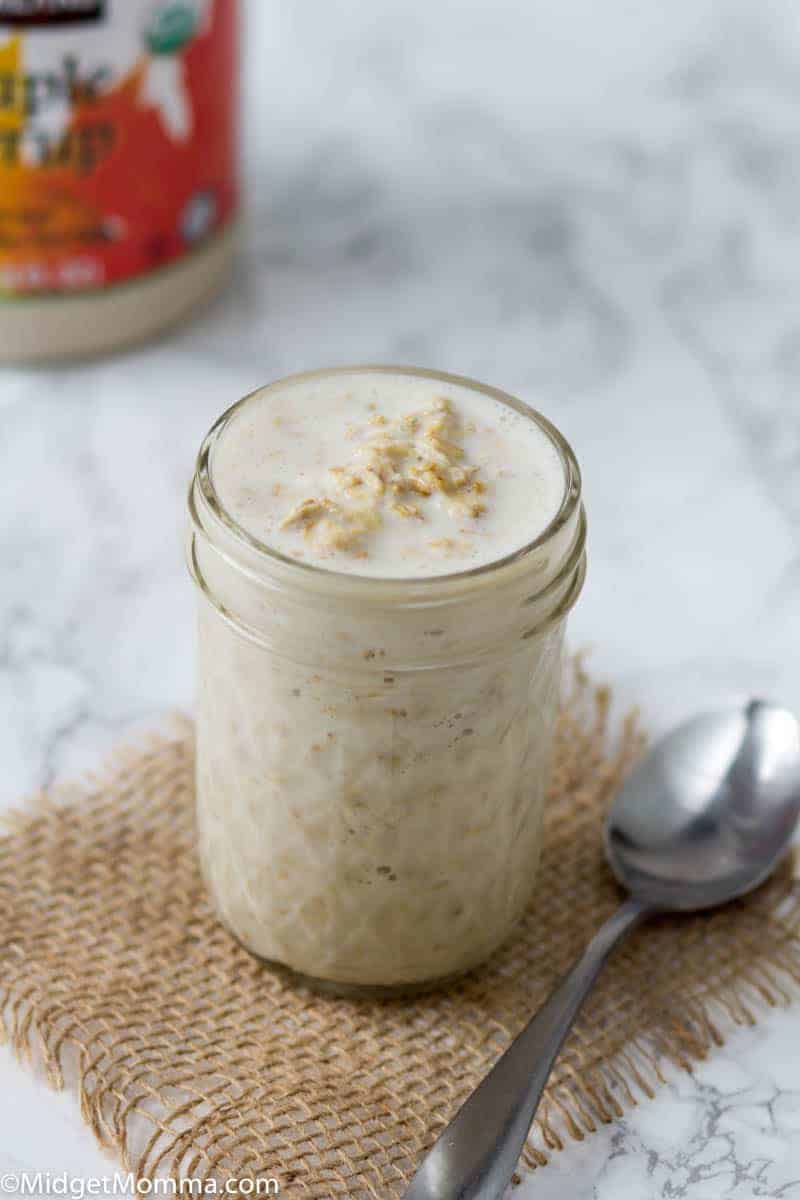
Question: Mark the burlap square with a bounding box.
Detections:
[1,662,798,1197]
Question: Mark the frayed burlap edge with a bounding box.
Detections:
[0,663,798,1197]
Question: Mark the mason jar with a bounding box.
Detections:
[186,367,586,994]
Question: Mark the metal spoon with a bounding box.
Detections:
[403,700,800,1200]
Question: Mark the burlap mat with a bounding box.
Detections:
[1,662,799,1197]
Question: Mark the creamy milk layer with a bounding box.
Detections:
[209,371,566,577]
[191,370,585,990]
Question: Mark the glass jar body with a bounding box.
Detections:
[190,512,585,992]
[194,598,570,990]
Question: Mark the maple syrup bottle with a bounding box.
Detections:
[0,0,238,360]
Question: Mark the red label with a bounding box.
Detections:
[0,0,238,295]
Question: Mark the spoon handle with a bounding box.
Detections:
[403,897,651,1200]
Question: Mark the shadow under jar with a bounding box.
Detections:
[187,367,586,994]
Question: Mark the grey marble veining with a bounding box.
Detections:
[1,0,799,1194]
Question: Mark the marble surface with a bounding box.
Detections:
[1,0,800,1195]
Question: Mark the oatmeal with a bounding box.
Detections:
[280,396,487,555]
[208,370,566,578]
[188,367,586,990]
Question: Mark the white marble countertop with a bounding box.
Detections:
[1,0,799,1195]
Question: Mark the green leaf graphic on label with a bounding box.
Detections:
[144,3,198,55]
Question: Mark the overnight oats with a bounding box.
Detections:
[187,367,586,992]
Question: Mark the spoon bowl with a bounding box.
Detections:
[606,700,800,911]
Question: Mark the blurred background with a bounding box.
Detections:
[1,1,800,1195]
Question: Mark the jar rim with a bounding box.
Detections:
[191,364,582,599]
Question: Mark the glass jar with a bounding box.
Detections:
[187,367,586,994]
